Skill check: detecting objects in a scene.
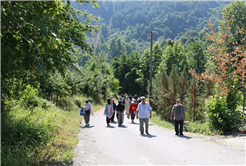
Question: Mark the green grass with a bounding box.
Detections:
[194,136,205,139]
[150,111,215,136]
[150,111,174,130]
[207,139,220,143]
[2,94,104,166]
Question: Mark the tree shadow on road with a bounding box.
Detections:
[81,125,95,129]
[141,134,157,138]
[177,135,192,139]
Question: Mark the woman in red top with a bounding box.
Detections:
[129,99,138,123]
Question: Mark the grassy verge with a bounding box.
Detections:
[150,111,215,135]
[2,94,104,166]
[150,111,174,130]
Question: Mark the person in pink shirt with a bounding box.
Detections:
[104,98,114,127]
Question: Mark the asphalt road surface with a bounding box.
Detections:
[72,108,245,165]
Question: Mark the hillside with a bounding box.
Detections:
[71,1,229,57]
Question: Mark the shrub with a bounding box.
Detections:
[72,95,95,108]
[205,90,244,133]
[56,97,78,111]
[184,121,211,135]
[18,84,53,109]
[1,104,67,165]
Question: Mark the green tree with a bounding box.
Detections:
[112,52,141,94]
[152,65,188,120]
[159,40,188,75]
[219,0,246,51]
[188,41,207,74]
[137,41,162,95]
[188,76,199,122]
[1,1,101,100]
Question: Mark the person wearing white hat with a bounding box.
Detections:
[136,96,152,135]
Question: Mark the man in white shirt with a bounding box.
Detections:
[136,96,152,135]
[81,100,93,126]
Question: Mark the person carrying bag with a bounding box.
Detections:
[80,100,94,126]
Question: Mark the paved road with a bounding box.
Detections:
[72,108,245,165]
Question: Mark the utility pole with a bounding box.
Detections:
[149,31,153,106]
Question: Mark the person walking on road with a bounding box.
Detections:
[137,97,142,104]
[170,99,186,136]
[129,99,138,123]
[110,96,116,122]
[104,99,114,127]
[110,97,117,122]
[81,100,93,126]
[116,100,125,126]
[136,97,152,134]
[125,95,131,119]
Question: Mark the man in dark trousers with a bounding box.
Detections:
[170,99,186,136]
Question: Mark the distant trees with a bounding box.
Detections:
[112,52,141,95]
[72,1,227,54]
[188,41,207,74]
[158,40,188,75]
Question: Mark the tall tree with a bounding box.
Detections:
[159,40,188,75]
[1,1,101,99]
[188,41,207,74]
[189,77,199,122]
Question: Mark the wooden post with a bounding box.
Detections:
[149,31,153,106]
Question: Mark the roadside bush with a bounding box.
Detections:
[2,102,67,165]
[184,121,211,135]
[205,90,244,133]
[72,95,95,108]
[18,84,53,109]
[56,97,78,111]
[1,86,88,165]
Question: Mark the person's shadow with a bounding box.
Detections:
[177,135,192,139]
[128,122,139,125]
[118,125,127,128]
[81,125,95,129]
[106,125,115,128]
[141,134,156,138]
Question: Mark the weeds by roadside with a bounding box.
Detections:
[150,112,174,130]
[150,111,216,135]
[1,86,104,166]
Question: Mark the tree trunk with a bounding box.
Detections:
[51,92,54,103]
[0,75,4,114]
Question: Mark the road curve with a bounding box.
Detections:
[72,108,245,165]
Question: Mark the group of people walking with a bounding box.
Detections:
[104,94,141,127]
[80,95,186,136]
[103,93,152,134]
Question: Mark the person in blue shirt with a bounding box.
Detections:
[136,97,152,135]
[137,97,142,104]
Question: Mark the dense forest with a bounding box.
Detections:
[71,1,229,56]
[70,1,228,95]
